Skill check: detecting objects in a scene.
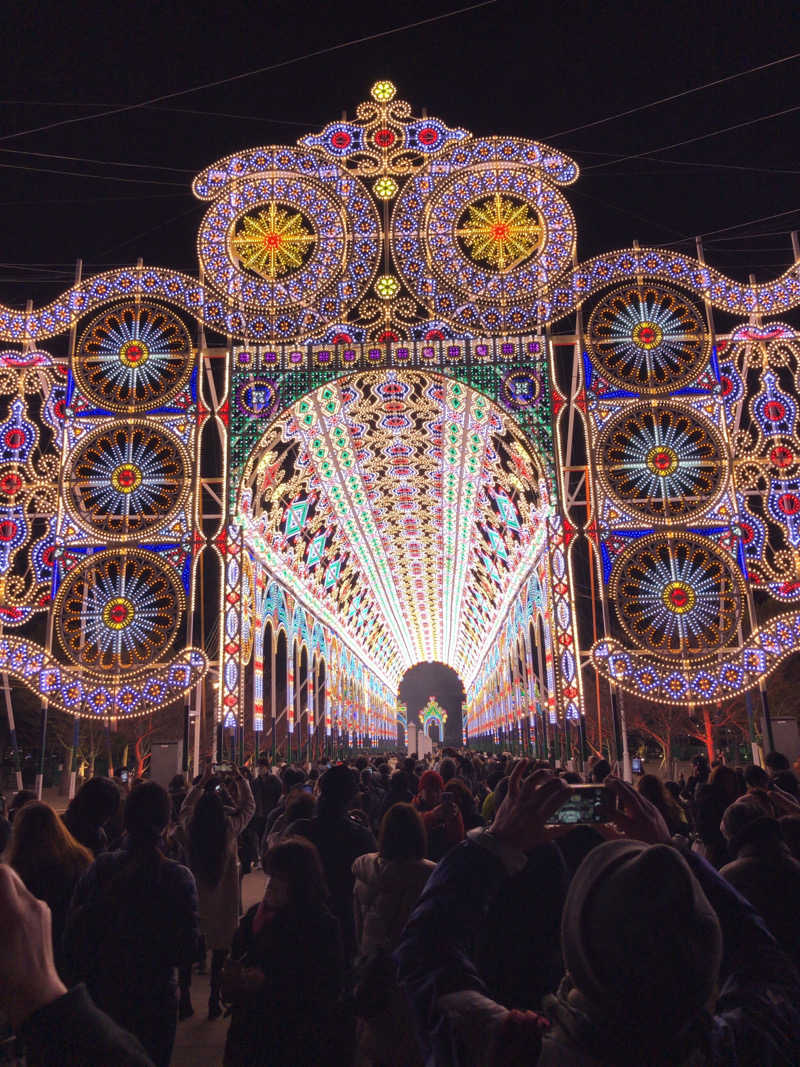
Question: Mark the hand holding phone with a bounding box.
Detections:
[544,784,612,826]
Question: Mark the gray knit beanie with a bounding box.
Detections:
[561,840,722,1037]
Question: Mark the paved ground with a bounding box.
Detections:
[172,869,266,1067]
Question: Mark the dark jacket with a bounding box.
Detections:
[223,902,345,1066]
[292,808,376,961]
[395,831,800,1067]
[20,985,154,1067]
[64,845,199,1016]
[720,818,800,969]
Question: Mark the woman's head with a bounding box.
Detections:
[124,781,170,846]
[418,770,443,808]
[69,777,121,828]
[709,764,740,802]
[8,801,92,881]
[188,788,228,888]
[378,802,427,862]
[262,836,329,913]
[285,788,315,825]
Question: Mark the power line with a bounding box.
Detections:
[0,161,186,187]
[0,2,496,144]
[0,99,320,126]
[0,147,194,174]
[661,206,800,245]
[545,50,800,140]
[585,103,800,171]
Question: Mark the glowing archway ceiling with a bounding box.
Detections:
[238,371,551,688]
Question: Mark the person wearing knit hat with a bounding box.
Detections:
[396,762,800,1067]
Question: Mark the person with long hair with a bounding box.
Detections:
[64,781,199,1067]
[352,804,434,1067]
[223,837,345,1067]
[7,801,93,979]
[636,774,689,837]
[180,760,254,1019]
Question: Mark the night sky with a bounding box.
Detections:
[2,1,799,725]
[3,0,799,305]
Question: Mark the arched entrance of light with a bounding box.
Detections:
[237,368,553,698]
[399,662,465,749]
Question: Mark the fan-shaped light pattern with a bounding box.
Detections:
[237,371,550,688]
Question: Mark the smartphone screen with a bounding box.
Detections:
[545,785,609,825]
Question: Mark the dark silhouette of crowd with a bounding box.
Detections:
[1,744,800,1065]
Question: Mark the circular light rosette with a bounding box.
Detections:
[75,302,192,412]
[55,549,185,671]
[66,421,190,538]
[197,149,380,339]
[597,403,726,521]
[587,283,709,394]
[392,137,576,334]
[609,533,744,660]
[500,369,542,411]
[235,377,279,420]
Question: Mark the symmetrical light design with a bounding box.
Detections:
[587,284,709,394]
[75,302,193,412]
[420,695,447,737]
[456,194,544,272]
[230,203,317,280]
[1,80,799,740]
[54,549,185,671]
[237,370,550,690]
[66,421,190,538]
[608,533,744,659]
[597,403,725,521]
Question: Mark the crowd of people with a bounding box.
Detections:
[1,745,800,1065]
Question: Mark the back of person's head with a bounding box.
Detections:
[285,790,315,824]
[319,763,358,808]
[439,757,456,783]
[124,781,170,846]
[744,764,770,790]
[262,836,329,912]
[355,756,368,771]
[257,757,270,770]
[378,802,427,862]
[281,766,306,794]
[443,778,474,817]
[663,780,681,801]
[636,774,673,814]
[589,758,611,784]
[168,773,187,793]
[188,788,228,887]
[709,763,740,801]
[402,756,416,774]
[561,771,582,785]
[70,777,121,827]
[486,767,503,791]
[779,814,800,861]
[721,795,781,857]
[8,789,36,822]
[765,750,790,774]
[360,768,372,789]
[557,840,721,1058]
[8,801,92,882]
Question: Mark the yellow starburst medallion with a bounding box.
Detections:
[456,194,544,272]
[231,202,316,280]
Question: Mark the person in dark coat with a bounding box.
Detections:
[0,864,155,1066]
[64,782,199,1067]
[291,763,376,964]
[223,837,345,1067]
[720,797,800,968]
